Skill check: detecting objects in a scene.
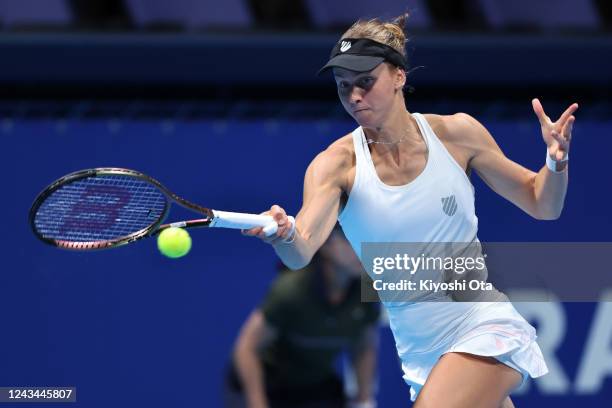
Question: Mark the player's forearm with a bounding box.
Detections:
[233,346,268,408]
[532,163,568,220]
[272,231,315,270]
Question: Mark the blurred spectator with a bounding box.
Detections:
[225,226,380,408]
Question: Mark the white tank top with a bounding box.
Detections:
[338,116,543,368]
[338,112,486,353]
[338,112,478,256]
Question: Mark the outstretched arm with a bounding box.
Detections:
[244,144,351,269]
[450,100,577,220]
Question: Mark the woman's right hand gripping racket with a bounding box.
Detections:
[29,167,294,251]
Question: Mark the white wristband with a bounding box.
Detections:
[546,152,568,173]
[282,216,296,243]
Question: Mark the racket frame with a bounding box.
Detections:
[29,167,215,250]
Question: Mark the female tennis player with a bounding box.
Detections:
[245,14,577,408]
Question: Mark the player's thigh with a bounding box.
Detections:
[413,352,521,408]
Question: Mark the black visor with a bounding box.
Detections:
[317,38,407,76]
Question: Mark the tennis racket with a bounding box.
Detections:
[29,167,291,251]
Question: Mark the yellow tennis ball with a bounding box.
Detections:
[157,227,192,258]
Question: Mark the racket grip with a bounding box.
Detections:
[210,211,295,238]
[261,215,295,237]
[211,210,278,236]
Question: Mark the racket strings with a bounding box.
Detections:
[34,175,166,242]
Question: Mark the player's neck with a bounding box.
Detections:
[364,109,419,151]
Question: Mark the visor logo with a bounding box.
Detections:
[340,41,351,52]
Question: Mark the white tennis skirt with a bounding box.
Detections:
[384,301,548,401]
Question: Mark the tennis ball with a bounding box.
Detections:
[157,227,192,258]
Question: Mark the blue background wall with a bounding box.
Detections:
[1,116,611,407]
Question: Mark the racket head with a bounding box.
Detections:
[29,168,171,250]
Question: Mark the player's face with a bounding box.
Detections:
[334,63,398,128]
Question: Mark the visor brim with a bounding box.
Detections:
[317,55,385,76]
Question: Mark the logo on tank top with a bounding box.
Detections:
[340,41,352,52]
[441,195,457,216]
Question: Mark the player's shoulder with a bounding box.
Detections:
[318,133,354,166]
[423,112,490,149]
[306,133,355,180]
[424,113,482,139]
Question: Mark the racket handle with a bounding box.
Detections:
[211,210,293,237]
[261,216,295,237]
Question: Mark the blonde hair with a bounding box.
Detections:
[340,13,409,58]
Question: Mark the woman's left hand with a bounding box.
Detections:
[532,98,578,161]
